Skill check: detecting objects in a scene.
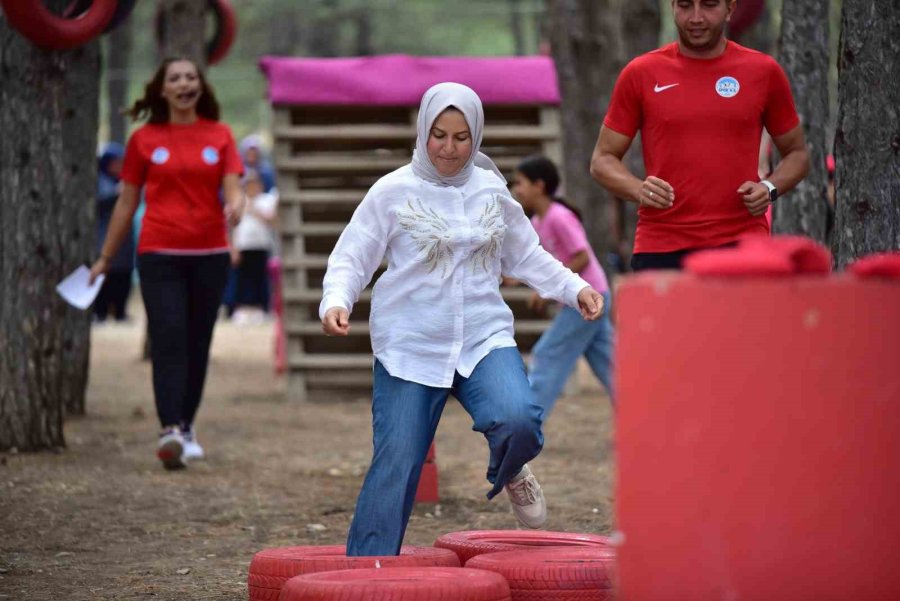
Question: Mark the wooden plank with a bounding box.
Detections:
[284,287,540,304]
[275,124,558,142]
[280,257,388,271]
[276,155,409,173]
[276,154,525,174]
[280,254,330,269]
[286,319,550,336]
[279,189,368,205]
[280,223,346,236]
[288,354,374,369]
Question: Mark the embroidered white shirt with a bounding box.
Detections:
[320,165,590,388]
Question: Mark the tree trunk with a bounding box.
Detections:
[269,7,300,56]
[356,9,373,56]
[308,0,341,58]
[832,0,900,268]
[616,0,660,269]
[772,0,830,243]
[61,42,101,416]
[545,0,624,268]
[509,0,527,56]
[738,3,776,55]
[106,18,132,145]
[159,0,208,67]
[0,7,100,449]
[621,0,659,59]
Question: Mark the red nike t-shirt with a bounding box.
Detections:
[604,41,800,253]
[121,119,243,254]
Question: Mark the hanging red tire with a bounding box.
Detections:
[466,547,617,601]
[280,567,511,601]
[64,0,138,33]
[0,0,117,50]
[434,530,612,564]
[153,0,237,65]
[206,0,236,65]
[247,545,460,601]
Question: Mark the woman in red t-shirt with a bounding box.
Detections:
[90,58,244,471]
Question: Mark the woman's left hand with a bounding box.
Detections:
[225,196,244,227]
[577,287,605,321]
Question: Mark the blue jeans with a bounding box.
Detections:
[528,292,615,419]
[347,347,544,556]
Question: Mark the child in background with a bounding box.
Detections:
[320,83,604,556]
[231,169,278,325]
[512,155,615,418]
[93,142,135,323]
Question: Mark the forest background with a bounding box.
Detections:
[104,0,844,144]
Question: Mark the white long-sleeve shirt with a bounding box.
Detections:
[320,165,590,388]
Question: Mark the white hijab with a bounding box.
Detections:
[411,82,506,187]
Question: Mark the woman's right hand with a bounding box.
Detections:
[88,256,110,285]
[321,307,350,336]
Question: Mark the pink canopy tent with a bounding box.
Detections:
[259,54,561,106]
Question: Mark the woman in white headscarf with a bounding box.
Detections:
[321,82,604,556]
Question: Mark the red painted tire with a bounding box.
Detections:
[466,547,617,600]
[153,0,237,65]
[247,545,460,601]
[848,252,900,279]
[434,530,612,564]
[280,567,511,601]
[0,0,116,50]
[206,0,236,65]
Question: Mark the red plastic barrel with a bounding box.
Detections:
[615,273,900,600]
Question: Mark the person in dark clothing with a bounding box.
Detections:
[93,142,135,322]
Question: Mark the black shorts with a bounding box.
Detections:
[631,242,739,272]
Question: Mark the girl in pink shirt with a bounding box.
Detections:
[512,155,615,417]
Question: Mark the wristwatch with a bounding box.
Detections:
[760,179,778,203]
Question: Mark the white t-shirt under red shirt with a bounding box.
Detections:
[121,118,243,254]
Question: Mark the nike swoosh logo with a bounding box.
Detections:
[654,83,679,93]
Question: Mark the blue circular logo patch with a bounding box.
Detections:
[150,147,170,164]
[715,76,740,98]
[201,146,220,165]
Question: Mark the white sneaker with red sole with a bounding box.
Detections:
[157,429,186,470]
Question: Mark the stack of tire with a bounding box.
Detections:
[249,530,616,601]
[438,530,616,601]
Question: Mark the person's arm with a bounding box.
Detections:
[500,196,603,320]
[222,173,245,226]
[529,208,591,312]
[320,191,390,335]
[566,249,590,274]
[590,126,674,209]
[737,124,810,216]
[89,183,141,283]
[248,194,278,226]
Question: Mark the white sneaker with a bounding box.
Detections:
[157,429,186,470]
[505,464,547,528]
[182,430,205,461]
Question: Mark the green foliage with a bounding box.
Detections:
[103,0,544,141]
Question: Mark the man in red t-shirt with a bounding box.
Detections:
[591,0,810,271]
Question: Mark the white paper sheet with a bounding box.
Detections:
[56,266,105,310]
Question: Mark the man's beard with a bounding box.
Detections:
[677,24,727,52]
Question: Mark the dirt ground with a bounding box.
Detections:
[0,301,615,601]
